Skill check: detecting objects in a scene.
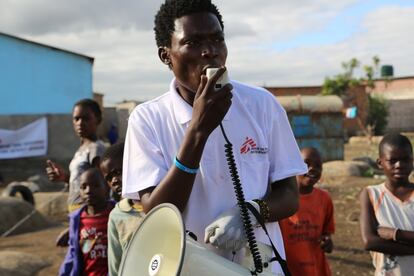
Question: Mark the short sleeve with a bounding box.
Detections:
[122,108,168,200]
[266,96,308,183]
[88,141,105,164]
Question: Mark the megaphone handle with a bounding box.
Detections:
[219,123,263,275]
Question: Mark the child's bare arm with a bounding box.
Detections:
[360,189,414,255]
[378,227,414,245]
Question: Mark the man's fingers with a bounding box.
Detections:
[206,227,226,246]
[196,75,208,99]
[204,226,217,243]
[210,83,233,101]
[206,226,246,251]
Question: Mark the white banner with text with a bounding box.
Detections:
[0,117,48,159]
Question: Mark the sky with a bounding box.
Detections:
[1,0,413,105]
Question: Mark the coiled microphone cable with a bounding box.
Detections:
[219,122,263,275]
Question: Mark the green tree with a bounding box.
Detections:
[367,94,389,135]
[321,58,360,96]
[322,56,388,135]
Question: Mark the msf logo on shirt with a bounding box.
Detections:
[240,137,256,154]
[240,137,268,154]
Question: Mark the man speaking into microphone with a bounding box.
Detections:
[122,0,307,274]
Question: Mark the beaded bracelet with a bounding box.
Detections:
[253,199,271,222]
[174,157,199,174]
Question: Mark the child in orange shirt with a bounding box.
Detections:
[279,147,335,276]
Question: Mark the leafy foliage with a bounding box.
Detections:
[367,94,389,135]
[322,57,380,96]
[322,56,388,135]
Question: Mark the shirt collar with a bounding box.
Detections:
[170,78,193,124]
[119,198,133,212]
[119,198,144,212]
[170,78,233,125]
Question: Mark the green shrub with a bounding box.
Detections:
[367,94,388,135]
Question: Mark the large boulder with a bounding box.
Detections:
[0,251,50,276]
[352,156,379,170]
[27,174,66,192]
[0,197,51,236]
[34,192,69,222]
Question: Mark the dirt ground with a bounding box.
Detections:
[0,135,413,275]
[0,225,68,275]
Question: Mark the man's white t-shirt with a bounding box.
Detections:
[123,79,307,273]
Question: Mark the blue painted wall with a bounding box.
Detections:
[0,34,93,115]
[289,114,344,161]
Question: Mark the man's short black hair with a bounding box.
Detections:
[379,133,413,156]
[74,98,102,123]
[102,142,125,163]
[154,0,224,48]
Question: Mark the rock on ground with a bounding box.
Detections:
[34,192,68,222]
[27,174,66,192]
[0,197,51,236]
[0,251,50,276]
[348,136,383,144]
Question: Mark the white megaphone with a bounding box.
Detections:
[119,203,276,276]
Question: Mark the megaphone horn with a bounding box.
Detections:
[119,203,275,276]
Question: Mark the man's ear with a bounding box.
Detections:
[377,158,383,169]
[158,46,171,67]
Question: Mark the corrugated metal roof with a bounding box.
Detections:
[278,95,343,113]
[0,32,94,63]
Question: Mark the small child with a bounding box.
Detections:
[360,133,414,275]
[100,142,145,276]
[59,167,114,276]
[279,147,335,276]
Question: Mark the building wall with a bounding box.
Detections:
[0,34,93,115]
[287,113,344,161]
[371,77,414,132]
[372,77,414,95]
[386,100,414,132]
[116,109,130,141]
[342,85,369,136]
